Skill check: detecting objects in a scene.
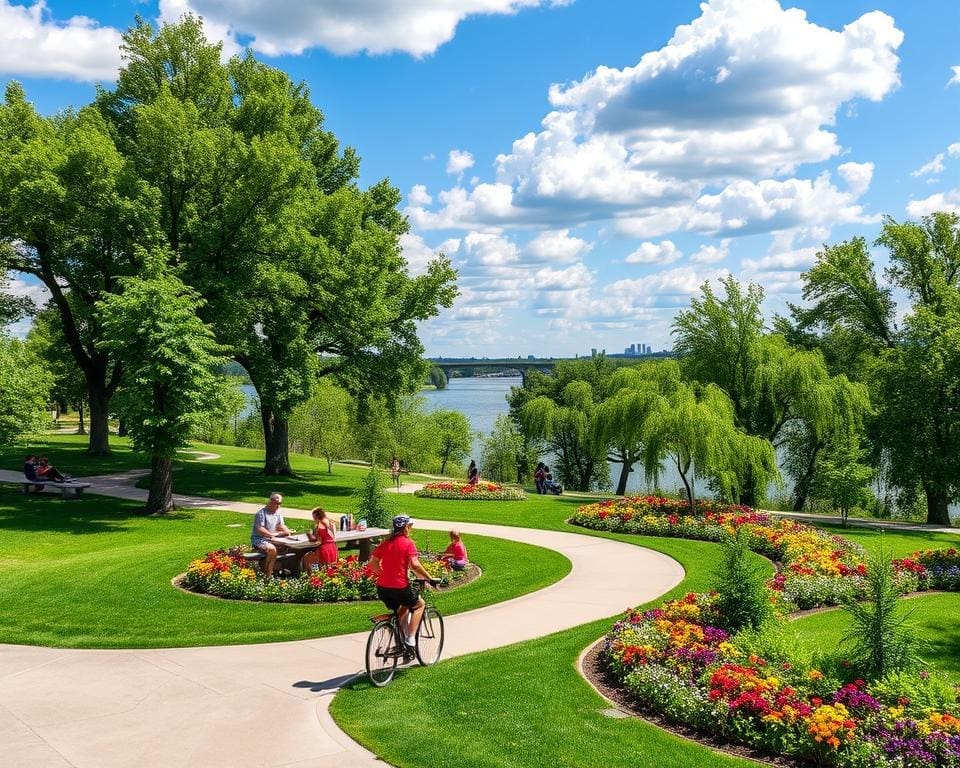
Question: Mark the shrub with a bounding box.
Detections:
[841,543,923,681]
[713,528,774,632]
[354,466,391,528]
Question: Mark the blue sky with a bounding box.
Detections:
[2,0,959,357]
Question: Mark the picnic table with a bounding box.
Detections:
[267,527,390,574]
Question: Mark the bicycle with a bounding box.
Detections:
[365,578,445,687]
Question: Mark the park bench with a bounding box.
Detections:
[19,480,92,499]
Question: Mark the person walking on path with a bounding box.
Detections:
[303,507,338,571]
[390,456,401,491]
[250,493,292,578]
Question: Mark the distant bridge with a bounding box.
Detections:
[427,354,671,384]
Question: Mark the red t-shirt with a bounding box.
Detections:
[373,535,418,588]
[444,541,467,561]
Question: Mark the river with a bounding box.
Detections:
[420,376,688,494]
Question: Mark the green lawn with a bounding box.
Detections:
[790,593,960,681]
[0,488,569,648]
[7,434,960,766]
[0,433,151,476]
[331,537,753,768]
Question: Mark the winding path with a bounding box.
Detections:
[1,471,684,768]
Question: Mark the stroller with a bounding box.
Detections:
[543,472,563,495]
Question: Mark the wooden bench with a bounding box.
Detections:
[19,480,92,499]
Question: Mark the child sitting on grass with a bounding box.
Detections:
[439,529,468,571]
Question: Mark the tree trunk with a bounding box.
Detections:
[77,403,86,435]
[924,484,951,526]
[145,455,174,514]
[614,457,632,496]
[740,466,757,509]
[117,418,128,437]
[87,386,112,456]
[677,457,695,513]
[440,453,448,475]
[791,440,822,511]
[261,404,292,475]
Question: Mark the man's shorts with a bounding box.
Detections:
[377,584,420,611]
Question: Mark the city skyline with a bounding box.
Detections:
[1,0,958,357]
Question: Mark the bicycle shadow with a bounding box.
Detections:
[292,673,360,693]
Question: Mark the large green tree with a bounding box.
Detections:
[95,17,456,475]
[0,83,159,455]
[429,409,473,475]
[672,275,868,508]
[796,212,960,524]
[98,257,223,513]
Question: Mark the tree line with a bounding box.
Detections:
[505,212,960,526]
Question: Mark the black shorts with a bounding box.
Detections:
[377,584,419,611]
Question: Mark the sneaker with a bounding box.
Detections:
[403,635,416,647]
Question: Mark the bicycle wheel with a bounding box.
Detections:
[365,621,399,687]
[415,608,445,666]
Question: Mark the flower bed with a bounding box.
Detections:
[415,481,526,501]
[893,548,960,591]
[182,549,466,603]
[603,592,960,766]
[571,496,870,609]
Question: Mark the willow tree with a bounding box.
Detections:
[641,380,778,513]
[673,275,869,507]
[511,357,613,491]
[796,212,960,524]
[593,360,679,495]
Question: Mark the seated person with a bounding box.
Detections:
[250,492,292,578]
[35,456,68,482]
[439,529,468,571]
[302,506,338,572]
[23,455,38,481]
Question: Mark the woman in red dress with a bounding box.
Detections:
[302,507,338,571]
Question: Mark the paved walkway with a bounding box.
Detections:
[1,471,685,768]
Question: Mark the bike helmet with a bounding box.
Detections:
[392,514,413,532]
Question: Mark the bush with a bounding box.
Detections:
[713,528,774,632]
[841,543,923,681]
[354,467,391,529]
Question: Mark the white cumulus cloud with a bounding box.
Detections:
[524,230,593,263]
[160,0,572,57]
[410,1,899,237]
[950,65,960,87]
[624,240,683,265]
[0,0,123,81]
[906,190,960,217]
[446,149,475,176]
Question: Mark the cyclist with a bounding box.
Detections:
[371,515,437,649]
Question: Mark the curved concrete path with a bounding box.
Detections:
[1,471,685,768]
